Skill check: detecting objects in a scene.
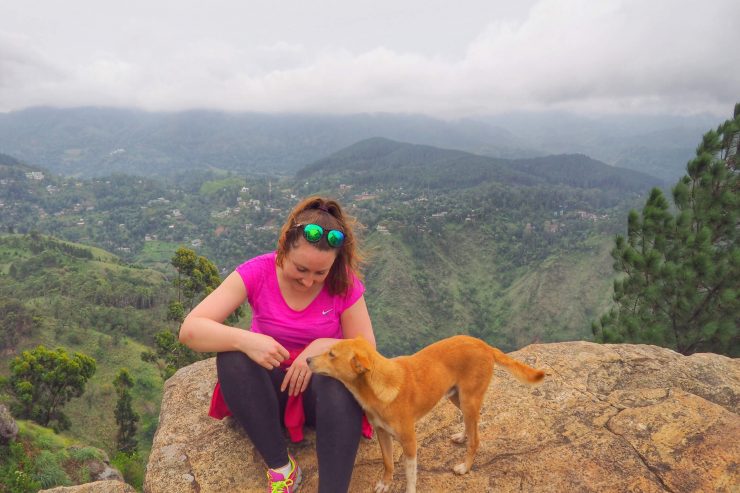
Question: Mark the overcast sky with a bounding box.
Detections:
[1,0,737,118]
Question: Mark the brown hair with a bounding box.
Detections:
[276,196,364,296]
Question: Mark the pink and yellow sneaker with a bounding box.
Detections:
[266,454,302,493]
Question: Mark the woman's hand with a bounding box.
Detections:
[281,351,313,397]
[241,332,289,370]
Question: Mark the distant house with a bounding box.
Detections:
[25,172,44,180]
[544,221,560,233]
[148,197,170,206]
[576,210,594,220]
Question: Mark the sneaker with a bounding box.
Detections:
[266,454,302,493]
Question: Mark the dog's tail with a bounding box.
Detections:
[490,347,545,384]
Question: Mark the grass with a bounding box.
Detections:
[136,240,183,268]
[199,177,246,196]
[0,420,132,492]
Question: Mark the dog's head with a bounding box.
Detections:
[307,337,374,384]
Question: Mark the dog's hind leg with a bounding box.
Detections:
[374,428,394,493]
[453,378,490,475]
[446,387,467,444]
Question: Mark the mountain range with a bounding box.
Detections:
[0,107,717,181]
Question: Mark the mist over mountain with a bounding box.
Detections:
[0,107,715,181]
[0,107,533,178]
[483,111,719,181]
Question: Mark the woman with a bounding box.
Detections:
[179,196,376,493]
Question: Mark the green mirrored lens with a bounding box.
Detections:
[303,224,324,243]
[327,229,345,247]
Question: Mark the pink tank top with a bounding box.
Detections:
[236,252,365,350]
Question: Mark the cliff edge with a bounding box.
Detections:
[143,341,739,492]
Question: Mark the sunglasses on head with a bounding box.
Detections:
[294,223,345,248]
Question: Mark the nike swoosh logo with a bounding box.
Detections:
[322,308,334,315]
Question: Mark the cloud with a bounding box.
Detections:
[0,0,737,116]
[0,32,64,93]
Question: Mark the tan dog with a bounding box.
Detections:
[307,335,545,493]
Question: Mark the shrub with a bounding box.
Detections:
[111,451,145,491]
[32,450,71,488]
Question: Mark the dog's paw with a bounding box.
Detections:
[374,480,391,492]
[453,463,469,475]
[450,431,467,444]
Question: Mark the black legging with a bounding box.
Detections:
[216,351,363,493]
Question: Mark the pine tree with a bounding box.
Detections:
[113,368,139,453]
[593,106,739,355]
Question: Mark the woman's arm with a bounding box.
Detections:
[339,295,376,347]
[179,271,288,368]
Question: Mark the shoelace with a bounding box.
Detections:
[268,473,294,493]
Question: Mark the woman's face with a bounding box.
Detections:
[282,238,337,291]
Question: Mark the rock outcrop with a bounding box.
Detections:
[0,404,18,444]
[40,481,137,493]
[144,342,739,492]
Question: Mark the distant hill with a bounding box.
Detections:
[0,233,169,453]
[298,137,665,192]
[0,151,45,175]
[297,137,538,189]
[0,152,23,167]
[0,107,536,177]
[507,153,665,192]
[482,111,719,182]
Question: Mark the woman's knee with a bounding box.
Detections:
[312,375,362,417]
[216,351,260,381]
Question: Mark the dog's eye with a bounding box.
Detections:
[328,350,335,358]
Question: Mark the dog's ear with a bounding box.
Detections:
[351,351,370,374]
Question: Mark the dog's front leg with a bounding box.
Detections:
[399,430,418,493]
[373,428,394,493]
